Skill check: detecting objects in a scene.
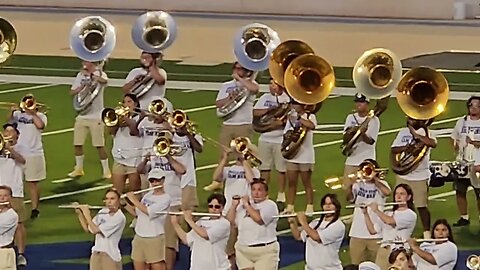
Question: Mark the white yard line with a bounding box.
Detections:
[0,83,57,94]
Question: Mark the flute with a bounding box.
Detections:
[120,185,163,198]
[377,238,449,244]
[273,210,335,218]
[345,202,405,209]
[0,202,9,206]
[58,204,104,210]
[158,211,221,217]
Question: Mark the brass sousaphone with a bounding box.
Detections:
[391,66,449,175]
[0,18,17,64]
[342,48,402,156]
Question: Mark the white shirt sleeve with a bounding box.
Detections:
[394,209,417,230]
[222,167,229,182]
[206,219,231,244]
[0,210,18,233]
[252,168,261,178]
[125,69,138,84]
[216,83,229,101]
[96,213,126,238]
[450,118,463,141]
[303,113,317,126]
[146,199,170,220]
[38,113,48,128]
[431,242,458,268]
[391,129,407,147]
[343,114,354,132]
[318,221,345,245]
[186,231,195,247]
[351,183,359,202]
[259,201,279,225]
[365,117,380,141]
[254,95,268,109]
[12,111,20,121]
[71,73,83,90]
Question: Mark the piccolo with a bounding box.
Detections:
[273,210,335,218]
[377,238,449,244]
[158,211,221,217]
[58,204,104,210]
[120,185,163,198]
[0,202,9,206]
[345,202,406,209]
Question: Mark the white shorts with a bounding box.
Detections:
[258,141,286,172]
[25,155,46,182]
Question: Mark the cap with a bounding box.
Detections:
[354,93,370,103]
[3,122,20,135]
[148,168,166,180]
[358,261,381,270]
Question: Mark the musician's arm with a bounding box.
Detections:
[137,158,150,174]
[171,218,188,245]
[415,134,437,148]
[216,84,232,108]
[391,131,409,154]
[288,218,302,241]
[70,86,84,95]
[75,210,90,233]
[149,66,166,85]
[125,117,140,136]
[391,146,408,154]
[362,210,379,235]
[70,74,84,95]
[299,115,316,130]
[124,204,137,217]
[78,208,101,234]
[242,199,263,225]
[167,155,187,175]
[346,183,355,202]
[242,160,254,184]
[108,125,119,136]
[213,152,228,182]
[93,71,108,85]
[297,218,321,242]
[122,71,140,93]
[8,147,25,165]
[184,217,209,240]
[29,113,46,130]
[187,134,203,153]
[374,179,391,197]
[236,77,259,94]
[226,203,238,226]
[361,117,379,145]
[371,207,396,226]
[253,108,269,117]
[410,244,437,265]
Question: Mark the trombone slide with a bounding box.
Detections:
[273,210,335,218]
[120,185,164,198]
[159,211,221,217]
[345,202,406,209]
[58,204,103,210]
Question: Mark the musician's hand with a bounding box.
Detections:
[232,195,241,207]
[296,212,308,225]
[183,210,193,222]
[78,205,91,215]
[407,238,417,248]
[125,192,137,202]
[10,104,19,112]
[287,217,296,224]
[24,108,36,116]
[134,74,145,83]
[408,125,420,139]
[241,195,250,206]
[368,202,379,212]
[466,136,473,145]
[360,206,368,215]
[171,215,179,225]
[232,72,242,81]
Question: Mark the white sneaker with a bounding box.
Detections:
[17,254,27,266]
[203,181,224,191]
[305,204,314,215]
[103,171,112,179]
[129,218,137,229]
[276,192,286,203]
[67,168,84,178]
[281,204,295,214]
[423,230,431,239]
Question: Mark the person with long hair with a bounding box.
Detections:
[362,184,417,269]
[74,188,126,270]
[409,219,458,270]
[109,93,143,193]
[288,193,345,270]
[388,248,413,270]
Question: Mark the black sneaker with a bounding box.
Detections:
[453,217,470,227]
[30,209,40,219]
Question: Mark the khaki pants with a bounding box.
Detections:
[165,205,181,251]
[235,241,280,270]
[218,124,253,157]
[131,235,166,264]
[10,198,26,223]
[0,248,16,270]
[258,141,286,172]
[375,246,392,270]
[395,176,429,207]
[349,237,380,265]
[89,251,122,270]
[181,185,198,211]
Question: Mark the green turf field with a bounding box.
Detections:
[1,54,478,269]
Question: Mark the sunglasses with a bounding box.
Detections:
[208,204,222,209]
[148,177,164,183]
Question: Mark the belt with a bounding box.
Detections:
[248,241,276,247]
[0,242,13,249]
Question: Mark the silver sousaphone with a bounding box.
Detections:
[70,16,116,114]
[130,11,177,98]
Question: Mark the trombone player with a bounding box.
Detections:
[68,60,111,180]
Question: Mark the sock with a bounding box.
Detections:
[461,215,469,220]
[423,230,431,239]
[276,192,286,202]
[100,159,110,172]
[75,155,84,169]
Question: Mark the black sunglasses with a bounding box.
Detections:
[208,204,222,209]
[148,177,164,183]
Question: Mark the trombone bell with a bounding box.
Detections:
[284,54,335,105]
[467,255,480,270]
[70,16,116,62]
[0,18,17,64]
[0,133,12,152]
[132,11,177,53]
[396,67,449,120]
[352,48,402,99]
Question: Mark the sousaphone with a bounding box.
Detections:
[0,18,17,63]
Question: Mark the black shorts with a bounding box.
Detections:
[453,178,480,195]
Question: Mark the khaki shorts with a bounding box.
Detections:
[112,161,138,176]
[131,234,166,264]
[375,246,392,270]
[396,176,429,208]
[181,185,198,211]
[219,124,253,157]
[258,141,286,172]
[10,197,26,223]
[235,241,280,270]
[90,251,122,270]
[0,248,16,269]
[165,205,180,251]
[349,237,380,265]
[25,155,46,182]
[74,118,105,147]
[286,162,314,172]
[226,227,238,256]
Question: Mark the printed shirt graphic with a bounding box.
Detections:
[13,111,47,156]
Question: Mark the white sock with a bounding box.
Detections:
[75,155,84,169]
[276,192,286,202]
[461,215,469,220]
[101,159,110,172]
[423,230,431,239]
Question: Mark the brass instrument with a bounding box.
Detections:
[324,160,388,190]
[153,130,186,157]
[0,18,17,63]
[102,99,168,127]
[169,110,197,134]
[72,62,106,114]
[216,84,251,119]
[230,137,262,167]
[391,67,449,175]
[387,267,400,270]
[0,133,12,153]
[20,94,49,113]
[252,101,291,133]
[0,102,17,110]
[130,11,177,98]
[467,255,480,270]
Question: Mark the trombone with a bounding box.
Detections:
[324,161,389,190]
[116,130,186,158]
[0,133,13,152]
[230,137,262,167]
[169,110,197,134]
[102,99,169,127]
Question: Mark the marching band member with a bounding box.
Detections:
[0,185,18,270]
[124,168,171,270]
[388,248,414,270]
[122,52,167,109]
[288,193,345,270]
[451,96,480,227]
[283,101,317,214]
[68,60,111,179]
[253,78,290,205]
[204,62,259,191]
[226,180,280,270]
[362,183,417,270]
[74,189,126,270]
[171,193,231,270]
[343,93,380,180]
[210,148,260,267]
[391,117,436,238]
[346,159,391,265]
[137,149,186,270]
[0,123,27,266]
[409,219,457,270]
[109,93,143,193]
[9,94,47,220]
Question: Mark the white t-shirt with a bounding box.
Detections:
[254,92,291,144]
[300,219,345,270]
[0,208,18,246]
[111,115,143,167]
[0,144,27,198]
[138,118,170,156]
[391,127,435,181]
[216,79,257,125]
[283,112,317,164]
[71,71,107,120]
[125,67,168,109]
[375,209,417,249]
[349,180,390,239]
[236,199,278,246]
[173,133,203,188]
[186,217,231,270]
[149,157,182,207]
[451,116,480,162]
[89,208,126,262]
[134,191,171,238]
[13,111,47,156]
[343,113,380,166]
[412,241,457,270]
[222,165,261,215]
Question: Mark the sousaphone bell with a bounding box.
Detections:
[132,11,177,53]
[0,18,17,63]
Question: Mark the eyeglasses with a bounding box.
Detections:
[208,204,222,209]
[148,177,164,183]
